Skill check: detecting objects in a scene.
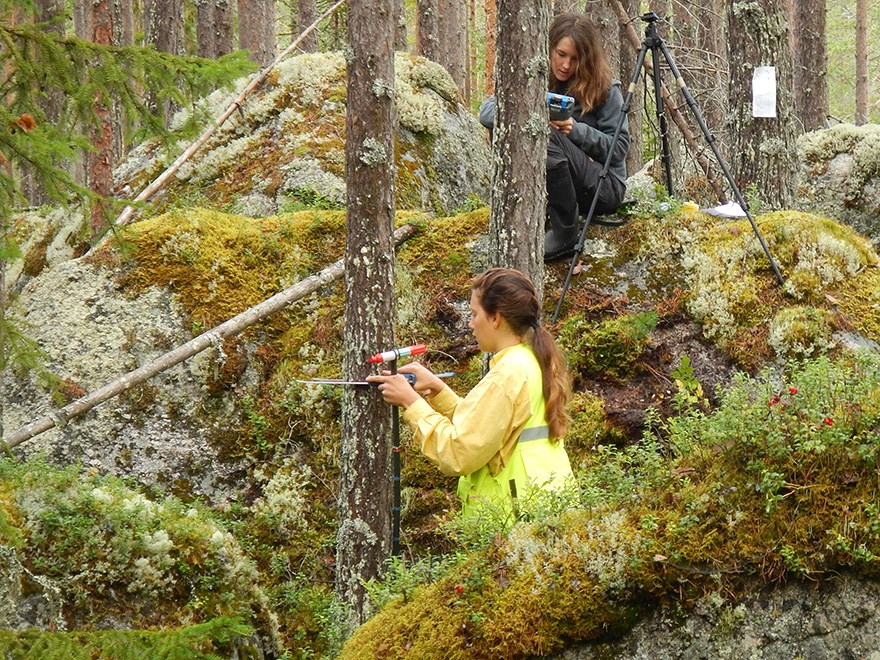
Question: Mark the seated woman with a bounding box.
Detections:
[479,12,630,262]
[369,268,574,522]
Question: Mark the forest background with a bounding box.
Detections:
[1,0,879,657]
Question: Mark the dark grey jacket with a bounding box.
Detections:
[478,82,629,185]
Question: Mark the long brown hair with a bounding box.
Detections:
[471,268,572,440]
[549,13,613,113]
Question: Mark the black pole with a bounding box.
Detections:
[390,358,401,556]
[647,20,673,195]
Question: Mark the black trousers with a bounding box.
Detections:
[546,129,625,232]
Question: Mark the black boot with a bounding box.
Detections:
[544,206,577,262]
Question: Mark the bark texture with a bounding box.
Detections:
[488,0,548,294]
[726,0,798,209]
[337,0,397,628]
[239,0,277,66]
[786,0,828,131]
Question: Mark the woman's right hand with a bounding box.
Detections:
[397,362,446,397]
[550,117,574,134]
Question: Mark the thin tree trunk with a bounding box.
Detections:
[239,0,276,66]
[787,0,828,132]
[337,0,397,628]
[855,0,869,125]
[484,0,496,95]
[88,0,114,238]
[416,0,440,61]
[393,0,407,50]
[21,0,65,206]
[437,0,467,96]
[2,225,418,450]
[296,0,319,52]
[488,0,548,295]
[144,0,183,122]
[618,0,642,177]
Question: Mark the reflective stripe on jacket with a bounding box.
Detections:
[457,343,573,521]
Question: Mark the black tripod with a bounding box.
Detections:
[551,11,785,323]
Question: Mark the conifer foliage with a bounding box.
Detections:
[0,0,252,224]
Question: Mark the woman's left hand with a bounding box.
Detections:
[550,117,574,134]
[366,373,421,408]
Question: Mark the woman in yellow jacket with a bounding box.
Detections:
[369,268,574,522]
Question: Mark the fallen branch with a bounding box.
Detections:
[3,223,419,450]
[111,0,347,228]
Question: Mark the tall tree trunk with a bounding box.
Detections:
[618,0,643,177]
[144,0,183,123]
[488,0,548,296]
[726,0,797,209]
[786,0,828,132]
[437,0,467,97]
[195,0,235,60]
[484,0,496,95]
[21,0,65,205]
[393,0,407,50]
[88,0,115,237]
[416,0,440,61]
[111,0,133,164]
[855,0,869,125]
[337,0,396,628]
[296,0,319,52]
[239,0,276,66]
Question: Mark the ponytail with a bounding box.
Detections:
[472,268,572,439]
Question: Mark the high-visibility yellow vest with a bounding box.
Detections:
[456,343,574,521]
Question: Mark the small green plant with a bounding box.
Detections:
[559,310,659,381]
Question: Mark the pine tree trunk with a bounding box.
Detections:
[488,0,548,296]
[336,0,396,628]
[416,0,440,62]
[393,0,407,51]
[618,0,643,178]
[296,0,319,52]
[437,0,467,97]
[88,0,114,237]
[855,0,869,125]
[787,0,828,132]
[21,0,65,206]
[239,0,277,66]
[726,0,797,209]
[484,0,496,95]
[144,0,183,122]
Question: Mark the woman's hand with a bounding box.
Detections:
[550,117,574,134]
[367,362,446,408]
[367,373,421,408]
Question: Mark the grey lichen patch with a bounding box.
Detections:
[372,77,394,100]
[359,138,389,166]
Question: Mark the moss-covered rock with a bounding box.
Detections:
[797,123,880,246]
[116,52,491,219]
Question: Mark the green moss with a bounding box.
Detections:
[558,311,659,382]
[342,353,880,657]
[675,209,879,366]
[0,459,276,643]
[0,617,254,659]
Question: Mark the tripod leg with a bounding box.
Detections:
[551,41,650,323]
[656,40,785,287]
[651,45,674,195]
